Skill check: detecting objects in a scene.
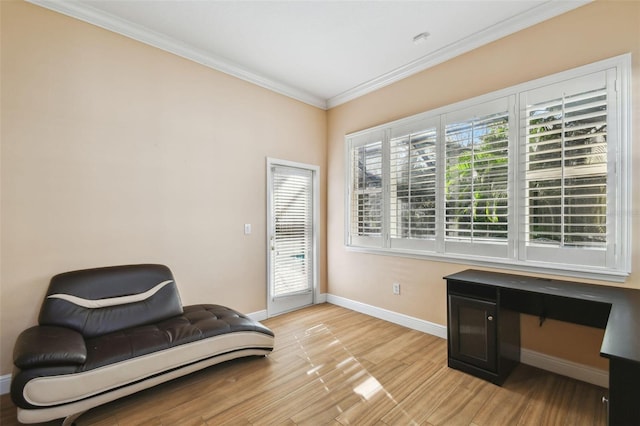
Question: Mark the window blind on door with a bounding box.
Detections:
[272,166,313,298]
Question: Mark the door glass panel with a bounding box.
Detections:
[459,305,488,361]
[272,166,313,298]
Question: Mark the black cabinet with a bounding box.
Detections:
[448,294,497,372]
[447,279,520,385]
[444,269,640,426]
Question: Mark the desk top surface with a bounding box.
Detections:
[444,269,640,363]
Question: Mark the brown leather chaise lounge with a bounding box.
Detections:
[10,264,275,425]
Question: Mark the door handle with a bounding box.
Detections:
[487,315,494,321]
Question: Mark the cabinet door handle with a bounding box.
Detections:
[487,315,494,321]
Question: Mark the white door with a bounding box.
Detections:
[267,158,318,317]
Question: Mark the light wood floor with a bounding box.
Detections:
[1,303,607,425]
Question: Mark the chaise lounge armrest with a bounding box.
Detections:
[13,326,87,369]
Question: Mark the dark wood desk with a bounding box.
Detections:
[444,269,640,426]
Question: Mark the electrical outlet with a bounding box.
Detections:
[392,282,400,295]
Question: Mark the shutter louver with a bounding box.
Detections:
[445,107,509,244]
[350,140,383,239]
[390,127,437,240]
[524,81,607,250]
[272,166,313,298]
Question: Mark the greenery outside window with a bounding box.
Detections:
[443,97,514,258]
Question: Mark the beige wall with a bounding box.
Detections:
[0,1,327,375]
[327,0,640,370]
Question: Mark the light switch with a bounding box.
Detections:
[244,224,252,235]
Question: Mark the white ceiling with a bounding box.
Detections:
[29,0,590,109]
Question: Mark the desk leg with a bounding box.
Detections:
[608,358,640,425]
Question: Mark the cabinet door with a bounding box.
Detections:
[449,294,497,372]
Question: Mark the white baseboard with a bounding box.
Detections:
[326,294,447,339]
[1,374,10,395]
[521,348,609,388]
[316,292,327,304]
[247,309,268,322]
[325,293,608,388]
[250,293,326,321]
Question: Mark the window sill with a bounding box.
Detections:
[345,245,630,284]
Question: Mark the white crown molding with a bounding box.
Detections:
[25,0,328,110]
[326,0,592,108]
[27,0,589,111]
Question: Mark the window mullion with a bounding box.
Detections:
[560,96,566,248]
[408,134,413,238]
[382,129,391,248]
[436,115,446,253]
[508,95,518,261]
[471,120,476,242]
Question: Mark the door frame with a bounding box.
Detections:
[266,157,320,317]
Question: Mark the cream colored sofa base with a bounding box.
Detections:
[17,332,274,424]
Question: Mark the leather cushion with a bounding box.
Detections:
[39,264,183,338]
[13,326,87,369]
[81,304,274,371]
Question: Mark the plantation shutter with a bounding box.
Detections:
[389,119,438,251]
[344,57,629,278]
[520,71,611,267]
[272,166,313,298]
[348,131,384,247]
[443,97,511,257]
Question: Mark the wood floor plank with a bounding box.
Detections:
[380,365,467,425]
[516,371,563,425]
[568,380,607,425]
[336,357,442,425]
[189,357,317,423]
[0,304,607,426]
[470,364,537,426]
[424,374,497,426]
[362,329,430,364]
[244,355,372,425]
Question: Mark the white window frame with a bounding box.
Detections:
[345,54,632,282]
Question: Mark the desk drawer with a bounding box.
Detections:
[448,279,497,302]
